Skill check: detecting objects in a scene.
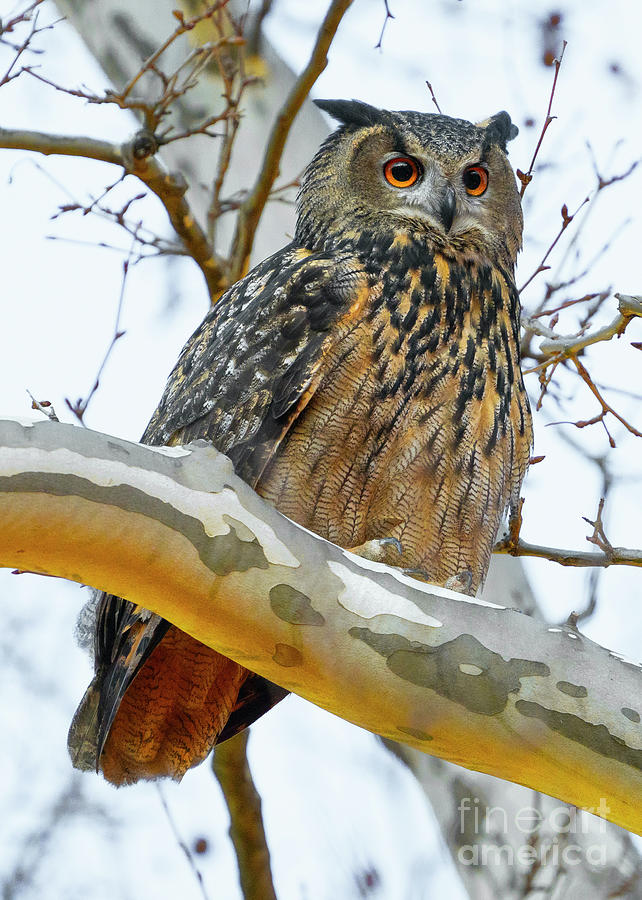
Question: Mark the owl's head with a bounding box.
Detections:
[296,99,523,266]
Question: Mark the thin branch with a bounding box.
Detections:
[570,354,642,443]
[425,80,442,114]
[547,151,638,291]
[494,537,642,569]
[212,733,277,900]
[156,786,210,900]
[519,196,589,294]
[530,291,605,320]
[538,292,642,357]
[0,0,51,88]
[375,0,394,50]
[523,293,642,440]
[65,242,131,425]
[119,1,230,101]
[22,68,152,112]
[0,0,46,41]
[206,10,250,249]
[520,155,639,339]
[494,498,642,569]
[0,126,228,296]
[229,0,354,282]
[517,40,566,197]
[27,391,59,423]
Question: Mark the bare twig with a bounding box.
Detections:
[120,1,230,102]
[495,496,642,569]
[517,40,566,197]
[156,786,210,900]
[425,80,442,114]
[65,242,131,424]
[0,126,228,295]
[27,391,59,422]
[529,292,604,320]
[570,354,641,444]
[495,535,642,569]
[576,495,612,623]
[521,284,641,440]
[375,0,394,50]
[583,496,613,556]
[206,9,251,248]
[229,0,354,282]
[520,155,639,337]
[52,182,184,260]
[527,294,642,442]
[0,0,51,88]
[212,732,277,900]
[519,197,588,294]
[0,0,46,42]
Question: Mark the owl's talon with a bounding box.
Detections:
[348,537,403,562]
[444,569,474,594]
[402,567,432,582]
[378,536,403,556]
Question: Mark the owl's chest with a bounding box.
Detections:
[256,311,398,542]
[256,284,478,532]
[257,267,531,583]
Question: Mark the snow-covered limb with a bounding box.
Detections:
[0,418,640,835]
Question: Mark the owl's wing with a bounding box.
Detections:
[69,246,370,770]
[141,245,368,480]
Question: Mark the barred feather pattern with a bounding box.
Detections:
[259,228,532,589]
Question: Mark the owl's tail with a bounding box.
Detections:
[68,627,248,786]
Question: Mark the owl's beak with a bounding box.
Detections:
[437,183,456,233]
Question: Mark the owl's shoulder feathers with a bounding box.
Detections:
[143,244,369,483]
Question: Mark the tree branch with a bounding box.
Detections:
[0,126,229,297]
[538,293,642,358]
[495,492,642,569]
[228,0,354,281]
[212,733,277,900]
[495,536,642,569]
[1,417,641,836]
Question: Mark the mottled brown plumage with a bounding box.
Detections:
[68,99,532,785]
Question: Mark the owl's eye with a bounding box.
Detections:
[462,165,488,196]
[383,156,421,188]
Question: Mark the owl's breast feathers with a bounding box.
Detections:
[259,228,532,588]
[69,234,532,784]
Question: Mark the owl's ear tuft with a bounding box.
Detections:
[314,99,390,129]
[477,111,519,153]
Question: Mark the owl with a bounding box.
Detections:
[68,99,533,785]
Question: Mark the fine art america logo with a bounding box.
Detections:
[457,797,611,868]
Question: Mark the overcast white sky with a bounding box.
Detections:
[0,0,641,897]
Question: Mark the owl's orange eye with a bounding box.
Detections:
[383,156,421,188]
[463,165,488,196]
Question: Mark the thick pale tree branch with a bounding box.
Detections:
[0,126,228,296]
[0,418,641,836]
